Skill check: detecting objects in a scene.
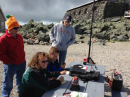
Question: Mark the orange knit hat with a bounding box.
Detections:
[6,15,20,31]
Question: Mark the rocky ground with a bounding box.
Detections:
[0,42,130,97]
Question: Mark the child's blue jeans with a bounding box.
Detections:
[1,61,26,97]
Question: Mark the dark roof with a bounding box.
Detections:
[66,0,99,12]
[66,0,121,12]
[0,6,6,21]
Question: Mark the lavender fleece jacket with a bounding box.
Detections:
[49,21,75,51]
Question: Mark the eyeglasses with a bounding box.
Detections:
[13,27,19,30]
[42,60,49,63]
[65,21,70,23]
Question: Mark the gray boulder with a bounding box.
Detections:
[36,32,50,42]
[36,25,44,30]
[100,23,110,32]
[84,30,90,34]
[39,41,44,45]
[43,35,50,42]
[23,38,27,43]
[27,19,34,25]
[36,33,46,41]
[25,33,36,39]
[43,42,49,45]
[42,26,49,33]
[22,24,32,31]
[128,32,130,38]
[47,23,54,29]
[112,38,117,41]
[32,22,39,27]
[33,39,39,44]
[19,31,24,35]
[98,39,105,46]
[126,26,130,31]
[72,20,79,25]
[111,18,121,22]
[93,29,100,35]
[27,38,35,44]
[86,19,91,24]
[25,34,31,39]
[22,32,28,39]
[33,28,39,33]
[117,35,127,41]
[94,32,110,40]
[110,34,117,39]
[73,24,82,34]
[26,29,32,34]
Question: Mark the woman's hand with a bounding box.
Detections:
[58,76,64,83]
[60,70,66,74]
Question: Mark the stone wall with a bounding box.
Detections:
[64,1,129,22]
[103,1,129,22]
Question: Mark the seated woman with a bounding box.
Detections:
[19,52,65,97]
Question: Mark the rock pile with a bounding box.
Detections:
[1,17,130,45]
[18,19,54,45]
[72,17,130,43]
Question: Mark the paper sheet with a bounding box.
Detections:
[66,71,70,75]
[61,80,66,84]
[71,91,88,97]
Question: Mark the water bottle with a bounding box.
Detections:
[83,54,87,65]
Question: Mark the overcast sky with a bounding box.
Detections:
[1,0,92,26]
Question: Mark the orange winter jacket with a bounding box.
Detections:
[0,30,25,65]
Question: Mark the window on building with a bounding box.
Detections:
[79,10,81,15]
[73,12,76,16]
[1,22,4,29]
[84,8,87,14]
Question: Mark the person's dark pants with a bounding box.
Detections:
[59,51,67,67]
[21,87,35,97]
[21,87,45,97]
[1,61,26,97]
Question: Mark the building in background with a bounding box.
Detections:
[64,0,130,22]
[0,6,6,31]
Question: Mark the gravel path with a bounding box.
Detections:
[0,42,130,97]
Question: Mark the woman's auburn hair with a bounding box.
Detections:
[28,52,49,70]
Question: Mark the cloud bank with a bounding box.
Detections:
[1,0,91,25]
